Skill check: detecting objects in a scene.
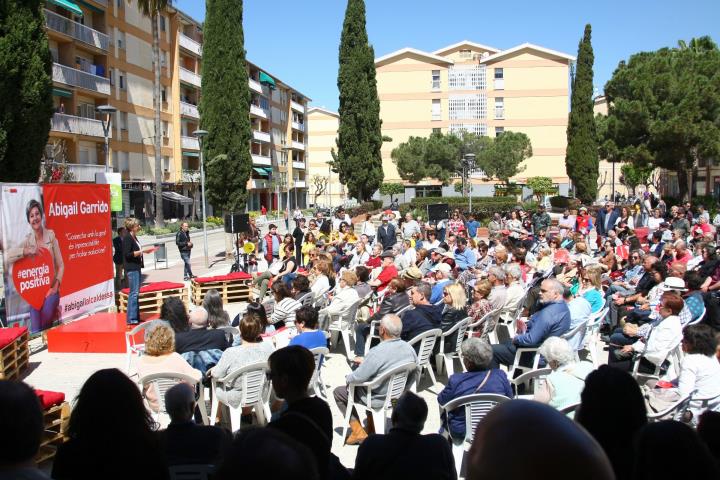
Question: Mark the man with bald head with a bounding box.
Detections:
[467,400,614,480]
[491,278,571,369]
[159,383,231,466]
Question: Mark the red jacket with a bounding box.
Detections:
[263,233,282,263]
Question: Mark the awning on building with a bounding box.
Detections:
[48,0,83,16]
[161,191,193,205]
[77,0,103,13]
[253,167,269,176]
[52,88,73,98]
[259,71,276,90]
[182,151,200,157]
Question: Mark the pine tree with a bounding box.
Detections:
[0,0,53,182]
[334,0,383,201]
[566,24,598,204]
[199,0,251,213]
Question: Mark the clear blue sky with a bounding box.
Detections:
[175,0,719,111]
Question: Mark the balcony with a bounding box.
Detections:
[44,9,110,52]
[253,130,271,143]
[250,104,268,119]
[292,161,305,171]
[179,33,202,56]
[52,63,110,95]
[290,100,304,113]
[249,78,263,94]
[293,180,306,188]
[291,121,304,132]
[51,113,107,138]
[252,154,272,166]
[494,107,504,119]
[181,136,199,150]
[65,163,106,182]
[251,179,268,189]
[291,141,305,151]
[180,67,202,88]
[494,78,504,90]
[180,101,200,119]
[181,169,201,182]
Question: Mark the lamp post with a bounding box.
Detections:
[193,129,209,267]
[96,105,117,173]
[463,153,476,213]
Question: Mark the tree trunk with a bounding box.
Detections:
[152,13,164,227]
[677,166,690,202]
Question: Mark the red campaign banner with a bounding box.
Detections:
[0,183,114,334]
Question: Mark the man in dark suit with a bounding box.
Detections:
[353,391,456,480]
[596,201,620,239]
[377,215,397,251]
[112,227,126,290]
[159,383,231,467]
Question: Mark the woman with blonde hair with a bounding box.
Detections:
[580,266,604,312]
[310,260,332,300]
[137,323,202,412]
[440,282,468,351]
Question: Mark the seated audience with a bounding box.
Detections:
[439,282,468,351]
[467,279,495,340]
[0,380,49,480]
[52,369,169,480]
[318,270,360,328]
[289,306,328,350]
[467,400,615,480]
[334,314,417,444]
[534,336,594,411]
[137,323,202,412]
[203,288,231,328]
[353,392,456,480]
[401,282,443,343]
[159,383,231,467]
[437,338,512,440]
[269,282,302,330]
[576,365,647,480]
[354,266,373,298]
[291,275,312,302]
[164,297,228,354]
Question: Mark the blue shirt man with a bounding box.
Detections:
[466,216,480,238]
[454,238,476,271]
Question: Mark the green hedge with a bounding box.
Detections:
[139,219,223,237]
[347,200,383,218]
[406,196,519,221]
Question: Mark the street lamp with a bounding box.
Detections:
[463,153,476,213]
[96,105,117,173]
[193,129,209,267]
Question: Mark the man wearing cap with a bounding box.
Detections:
[454,237,476,271]
[429,264,453,304]
[425,247,445,273]
[402,266,423,289]
[531,205,551,235]
[596,202,619,239]
[377,216,397,252]
[368,251,398,293]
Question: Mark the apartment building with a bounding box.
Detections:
[374,40,575,198]
[306,107,347,207]
[44,0,309,222]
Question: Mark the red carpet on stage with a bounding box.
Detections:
[46,312,158,353]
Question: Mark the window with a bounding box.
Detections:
[414,186,442,198]
[448,65,486,90]
[117,31,125,50]
[119,111,128,130]
[495,97,504,119]
[117,0,124,9]
[449,94,487,120]
[494,68,504,79]
[494,68,504,90]
[162,121,169,138]
[458,49,472,59]
[161,87,167,103]
[431,70,440,90]
[163,156,170,172]
[119,71,126,90]
[495,127,504,137]
[431,99,441,121]
[119,151,129,172]
[432,128,441,134]
[450,123,487,136]
[159,16,166,32]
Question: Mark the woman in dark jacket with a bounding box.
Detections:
[122,217,155,325]
[439,283,468,352]
[353,278,410,362]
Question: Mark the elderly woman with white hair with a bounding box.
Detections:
[438,338,513,440]
[535,336,594,411]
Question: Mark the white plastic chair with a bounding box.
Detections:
[327,297,362,358]
[168,464,215,480]
[561,318,590,357]
[364,304,414,355]
[436,317,471,376]
[510,367,552,398]
[125,321,155,374]
[507,346,543,380]
[466,308,501,339]
[647,392,693,422]
[407,328,442,389]
[139,372,208,426]
[341,362,417,439]
[297,291,315,307]
[309,347,329,399]
[439,393,511,476]
[210,361,271,431]
[558,402,581,416]
[631,331,683,381]
[583,307,608,368]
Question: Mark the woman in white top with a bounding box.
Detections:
[647,209,664,232]
[310,259,332,300]
[615,206,635,230]
[319,270,360,329]
[349,239,370,267]
[677,324,720,418]
[506,210,524,240]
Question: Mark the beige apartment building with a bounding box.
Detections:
[307,107,348,207]
[374,40,575,198]
[44,0,309,221]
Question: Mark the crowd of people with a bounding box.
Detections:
[4,198,720,479]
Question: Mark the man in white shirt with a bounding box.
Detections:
[401,239,416,268]
[502,264,525,321]
[487,266,508,311]
[402,213,421,240]
[332,207,352,232]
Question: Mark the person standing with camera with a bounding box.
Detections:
[176,222,195,281]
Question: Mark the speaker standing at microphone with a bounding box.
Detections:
[176,222,194,281]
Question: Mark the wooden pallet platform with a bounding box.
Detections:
[118,285,188,314]
[0,329,29,381]
[36,402,70,464]
[191,278,252,305]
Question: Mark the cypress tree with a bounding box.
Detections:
[334,0,383,201]
[200,0,251,213]
[566,24,598,204]
[0,0,53,182]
